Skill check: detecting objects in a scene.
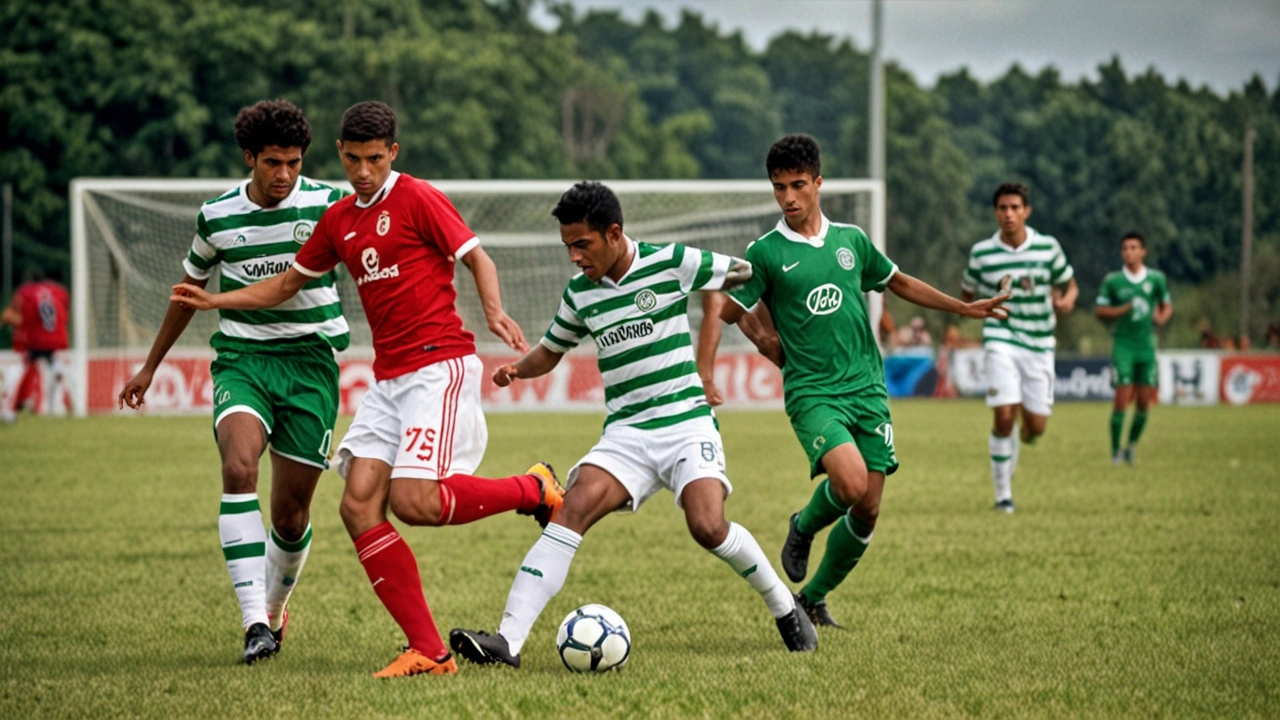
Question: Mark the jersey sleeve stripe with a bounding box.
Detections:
[453,236,480,260]
[292,261,326,279]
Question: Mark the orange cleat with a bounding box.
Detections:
[524,462,563,528]
[372,649,459,678]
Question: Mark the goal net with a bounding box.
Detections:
[70,178,884,416]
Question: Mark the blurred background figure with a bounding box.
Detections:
[1,267,71,421]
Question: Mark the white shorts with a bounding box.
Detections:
[336,355,488,480]
[566,416,732,513]
[985,343,1055,416]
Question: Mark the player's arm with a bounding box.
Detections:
[1052,277,1078,314]
[170,267,311,311]
[719,298,785,368]
[696,292,726,406]
[1095,302,1132,321]
[459,246,528,353]
[888,271,1009,320]
[1,297,20,327]
[118,273,209,410]
[493,344,563,387]
[1154,300,1173,326]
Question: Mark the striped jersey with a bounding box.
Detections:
[961,228,1073,353]
[540,238,731,430]
[184,177,351,353]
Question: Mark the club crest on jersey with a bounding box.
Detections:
[806,284,843,315]
[358,247,400,286]
[635,289,658,312]
[836,247,856,270]
[1019,275,1034,291]
[292,221,314,244]
[376,210,391,236]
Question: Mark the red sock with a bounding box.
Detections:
[436,472,541,525]
[353,522,447,660]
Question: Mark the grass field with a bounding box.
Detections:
[2,400,1278,718]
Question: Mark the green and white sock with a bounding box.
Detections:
[265,524,312,632]
[1128,411,1148,447]
[220,493,268,630]
[1110,410,1125,455]
[796,479,848,535]
[800,513,874,604]
[710,522,794,618]
[989,433,1015,503]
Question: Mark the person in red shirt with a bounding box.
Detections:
[2,268,70,418]
[170,101,563,678]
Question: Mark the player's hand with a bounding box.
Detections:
[1051,288,1075,315]
[965,293,1011,320]
[701,377,725,407]
[170,283,216,311]
[492,363,520,388]
[486,311,528,353]
[756,337,785,368]
[118,369,154,410]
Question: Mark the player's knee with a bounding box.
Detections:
[221,457,258,493]
[687,514,729,550]
[272,512,309,542]
[339,492,382,537]
[388,492,441,527]
[850,501,880,528]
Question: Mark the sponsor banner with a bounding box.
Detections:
[1220,355,1280,405]
[883,355,937,398]
[1054,358,1114,401]
[1158,351,1220,406]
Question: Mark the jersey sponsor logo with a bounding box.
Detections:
[241,259,293,279]
[805,283,843,315]
[596,319,654,349]
[292,221,314,244]
[376,210,391,236]
[836,247,855,270]
[634,289,658,312]
[234,234,247,245]
[357,247,400,286]
[782,261,801,273]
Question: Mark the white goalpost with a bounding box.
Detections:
[69,178,885,417]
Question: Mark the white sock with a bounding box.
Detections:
[219,493,268,630]
[989,433,1015,503]
[265,524,311,632]
[1010,432,1021,475]
[498,523,581,655]
[711,522,794,619]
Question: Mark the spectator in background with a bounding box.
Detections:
[1,267,70,421]
[894,316,933,348]
[1237,335,1251,352]
[1266,323,1280,349]
[1199,320,1220,349]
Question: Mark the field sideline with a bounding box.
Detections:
[1,400,1277,718]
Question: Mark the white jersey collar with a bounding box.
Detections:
[992,226,1040,253]
[775,214,830,248]
[354,171,401,209]
[1122,265,1148,283]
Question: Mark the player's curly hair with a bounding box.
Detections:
[766,134,822,179]
[233,99,312,156]
[992,182,1030,207]
[340,101,398,145]
[551,181,624,235]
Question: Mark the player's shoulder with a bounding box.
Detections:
[1029,228,1064,250]
[1101,269,1123,284]
[198,183,250,218]
[1148,268,1169,282]
[827,221,869,241]
[565,272,596,297]
[296,176,348,202]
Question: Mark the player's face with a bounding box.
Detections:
[338,139,399,203]
[1121,238,1146,268]
[245,145,303,207]
[771,169,822,230]
[561,221,626,282]
[993,194,1031,237]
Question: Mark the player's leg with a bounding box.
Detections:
[1017,348,1055,444]
[986,347,1021,511]
[1111,385,1134,464]
[1126,360,1159,463]
[263,453,321,643]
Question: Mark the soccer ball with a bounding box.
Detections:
[555,603,631,672]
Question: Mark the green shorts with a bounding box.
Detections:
[1111,348,1158,387]
[210,347,340,468]
[787,393,899,479]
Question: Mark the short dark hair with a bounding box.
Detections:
[340,101,397,144]
[234,99,312,156]
[551,182,624,235]
[1121,231,1146,247]
[992,182,1030,207]
[766,134,822,179]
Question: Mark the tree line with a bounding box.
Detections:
[3,0,1277,348]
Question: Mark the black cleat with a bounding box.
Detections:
[993,499,1016,514]
[242,623,278,665]
[449,628,521,668]
[775,602,818,652]
[795,592,843,629]
[781,511,814,583]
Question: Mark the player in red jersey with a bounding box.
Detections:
[2,268,71,419]
[170,101,564,678]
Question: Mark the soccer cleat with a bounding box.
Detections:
[269,608,289,647]
[242,623,278,665]
[518,462,564,528]
[994,499,1016,514]
[448,628,522,668]
[780,511,814,583]
[1122,446,1135,466]
[372,648,459,678]
[795,592,844,629]
[1112,451,1123,466]
[775,601,818,652]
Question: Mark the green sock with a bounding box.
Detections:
[800,513,873,604]
[795,479,848,535]
[1128,411,1148,446]
[1110,410,1125,454]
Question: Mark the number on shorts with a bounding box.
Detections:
[876,422,895,448]
[405,427,436,462]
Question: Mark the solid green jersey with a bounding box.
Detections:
[541,239,731,430]
[185,177,351,352]
[961,227,1073,353]
[727,217,897,404]
[1096,266,1171,354]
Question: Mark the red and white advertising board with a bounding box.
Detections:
[1220,355,1280,405]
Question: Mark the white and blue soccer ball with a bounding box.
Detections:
[555,603,631,673]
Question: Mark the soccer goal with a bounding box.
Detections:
[70,178,884,416]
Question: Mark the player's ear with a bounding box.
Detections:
[813,174,822,191]
[335,139,344,156]
[243,149,255,168]
[606,223,624,244]
[388,142,399,163]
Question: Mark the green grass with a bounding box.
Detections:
[1,401,1278,718]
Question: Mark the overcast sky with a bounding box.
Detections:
[538,0,1280,95]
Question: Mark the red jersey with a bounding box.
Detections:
[294,172,478,380]
[15,280,70,352]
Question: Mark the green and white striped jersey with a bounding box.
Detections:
[540,238,731,430]
[961,228,1073,353]
[185,177,350,352]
